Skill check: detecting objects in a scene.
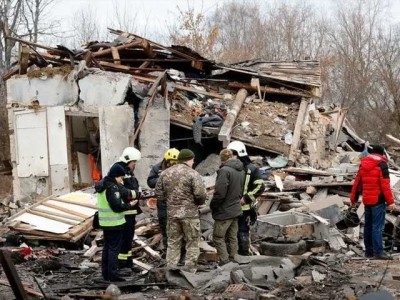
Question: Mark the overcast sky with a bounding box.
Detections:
[50,0,400,45]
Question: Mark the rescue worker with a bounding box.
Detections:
[96,164,138,282]
[227,141,265,256]
[350,144,398,259]
[210,149,245,265]
[147,148,180,250]
[155,149,207,273]
[115,147,142,269]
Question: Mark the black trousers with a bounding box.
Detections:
[119,214,136,267]
[157,200,168,249]
[238,210,251,255]
[102,228,123,281]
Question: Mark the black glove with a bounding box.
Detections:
[247,207,258,226]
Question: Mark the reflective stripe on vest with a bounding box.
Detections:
[242,169,252,211]
[118,250,133,260]
[124,210,137,215]
[97,191,126,227]
[118,253,129,260]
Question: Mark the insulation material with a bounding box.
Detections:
[13,213,72,234]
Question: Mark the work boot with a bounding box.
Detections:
[365,252,374,258]
[177,256,185,266]
[375,252,392,260]
[218,260,230,266]
[110,276,126,282]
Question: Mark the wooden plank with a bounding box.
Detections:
[134,61,150,74]
[83,245,102,259]
[27,209,78,225]
[0,250,29,300]
[132,259,153,271]
[31,207,84,222]
[92,41,142,57]
[98,61,130,71]
[218,88,248,146]
[18,45,30,75]
[228,82,313,98]
[268,201,280,214]
[288,98,309,165]
[41,203,89,219]
[135,240,161,259]
[50,198,97,209]
[174,84,224,99]
[111,47,121,65]
[0,279,42,298]
[284,167,331,176]
[386,134,400,146]
[258,200,274,215]
[284,181,354,190]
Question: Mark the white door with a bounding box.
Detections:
[47,106,70,195]
[14,106,70,196]
[14,109,49,177]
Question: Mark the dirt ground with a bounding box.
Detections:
[0,242,399,300]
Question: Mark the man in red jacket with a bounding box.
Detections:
[350,145,397,259]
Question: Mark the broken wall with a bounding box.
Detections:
[7,68,136,202]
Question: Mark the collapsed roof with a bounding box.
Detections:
[5,28,323,159]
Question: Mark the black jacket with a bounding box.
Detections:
[115,161,142,215]
[147,161,163,188]
[95,176,133,230]
[210,159,245,221]
[243,163,265,204]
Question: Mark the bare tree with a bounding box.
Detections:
[0,0,23,70]
[71,6,100,47]
[111,0,138,34]
[21,0,60,44]
[169,4,219,59]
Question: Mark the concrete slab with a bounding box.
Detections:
[135,95,170,188]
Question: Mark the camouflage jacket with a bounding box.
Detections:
[155,162,207,219]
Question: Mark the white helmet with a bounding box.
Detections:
[227,141,248,157]
[119,147,141,163]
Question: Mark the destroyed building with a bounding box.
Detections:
[5,29,322,203]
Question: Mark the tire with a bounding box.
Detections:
[260,240,307,256]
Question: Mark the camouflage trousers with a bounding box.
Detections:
[167,218,200,273]
[213,217,238,262]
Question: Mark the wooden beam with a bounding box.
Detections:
[0,279,42,298]
[135,240,161,259]
[92,41,142,57]
[18,45,30,75]
[42,203,89,219]
[218,88,248,146]
[386,134,400,146]
[288,98,309,165]
[141,39,154,57]
[134,61,150,74]
[111,47,121,65]
[174,84,224,99]
[0,250,29,300]
[27,209,77,225]
[6,35,65,54]
[31,207,84,221]
[50,198,97,209]
[228,81,312,98]
[98,61,130,71]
